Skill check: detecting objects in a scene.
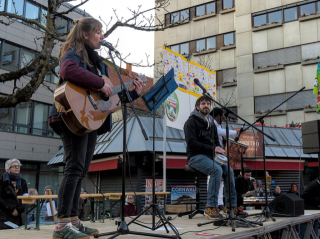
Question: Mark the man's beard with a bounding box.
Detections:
[199,108,210,115]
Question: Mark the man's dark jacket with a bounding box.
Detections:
[235,175,254,207]
[301,178,320,210]
[184,111,220,161]
[0,176,28,229]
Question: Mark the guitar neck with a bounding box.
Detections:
[111,79,135,96]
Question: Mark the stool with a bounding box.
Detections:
[178,165,204,219]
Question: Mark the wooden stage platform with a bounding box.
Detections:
[2,210,320,239]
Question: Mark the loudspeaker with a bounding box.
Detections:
[269,194,304,217]
[302,120,320,154]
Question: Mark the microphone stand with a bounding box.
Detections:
[94,48,151,239]
[241,87,305,222]
[196,91,265,231]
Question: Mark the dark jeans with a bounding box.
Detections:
[57,123,97,218]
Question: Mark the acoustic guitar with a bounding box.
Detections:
[54,75,147,135]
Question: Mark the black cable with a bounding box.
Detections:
[179,221,227,236]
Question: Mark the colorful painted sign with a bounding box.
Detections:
[163,46,217,130]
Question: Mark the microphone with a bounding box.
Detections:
[100,40,120,54]
[235,125,245,142]
[194,78,207,93]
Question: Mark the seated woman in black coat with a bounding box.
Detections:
[0,159,28,229]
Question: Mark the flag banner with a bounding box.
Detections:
[163,46,217,130]
[314,62,320,114]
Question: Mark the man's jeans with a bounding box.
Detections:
[189,154,237,208]
[57,123,97,218]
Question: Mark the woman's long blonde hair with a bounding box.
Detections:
[59,17,102,67]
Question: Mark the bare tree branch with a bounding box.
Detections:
[55,0,90,16]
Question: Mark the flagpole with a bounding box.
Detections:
[163,111,167,193]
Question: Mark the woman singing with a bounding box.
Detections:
[50,17,143,239]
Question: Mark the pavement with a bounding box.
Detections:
[2,210,320,239]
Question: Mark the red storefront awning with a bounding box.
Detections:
[89,158,118,172]
[308,162,319,167]
[161,156,304,171]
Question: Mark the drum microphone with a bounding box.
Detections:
[235,125,245,142]
[100,40,120,54]
[194,78,207,93]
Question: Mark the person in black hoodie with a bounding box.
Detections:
[50,17,143,239]
[0,159,28,229]
[184,96,238,220]
[296,178,320,238]
[235,166,254,207]
[301,177,320,210]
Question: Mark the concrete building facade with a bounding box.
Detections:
[154,0,319,127]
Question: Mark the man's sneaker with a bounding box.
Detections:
[223,206,248,218]
[52,222,89,239]
[218,205,225,211]
[204,207,224,220]
[75,221,99,236]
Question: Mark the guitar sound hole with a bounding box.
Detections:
[98,91,109,101]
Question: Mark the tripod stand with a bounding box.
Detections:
[94,47,163,239]
[124,68,180,238]
[243,87,306,222]
[192,80,272,231]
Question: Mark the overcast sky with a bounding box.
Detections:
[74,0,155,77]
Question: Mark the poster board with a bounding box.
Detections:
[163,46,216,130]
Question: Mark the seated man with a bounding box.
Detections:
[235,166,254,207]
[184,96,240,220]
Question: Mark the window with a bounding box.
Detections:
[170,43,189,55]
[180,43,189,55]
[207,37,216,50]
[55,17,68,38]
[15,101,32,134]
[287,90,315,109]
[196,37,216,52]
[25,2,39,27]
[196,5,205,16]
[170,45,179,53]
[0,1,4,11]
[1,42,20,71]
[268,11,282,24]
[255,94,286,113]
[253,14,266,27]
[0,94,55,137]
[284,7,297,22]
[253,46,301,69]
[223,68,237,83]
[300,3,315,17]
[196,2,215,17]
[33,102,49,136]
[301,42,320,61]
[318,2,320,13]
[223,0,234,10]
[180,9,189,21]
[40,9,47,28]
[224,32,235,46]
[207,2,215,14]
[171,9,189,23]
[196,39,205,52]
[255,90,315,113]
[45,60,60,84]
[21,49,35,70]
[7,0,24,15]
[0,95,14,132]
